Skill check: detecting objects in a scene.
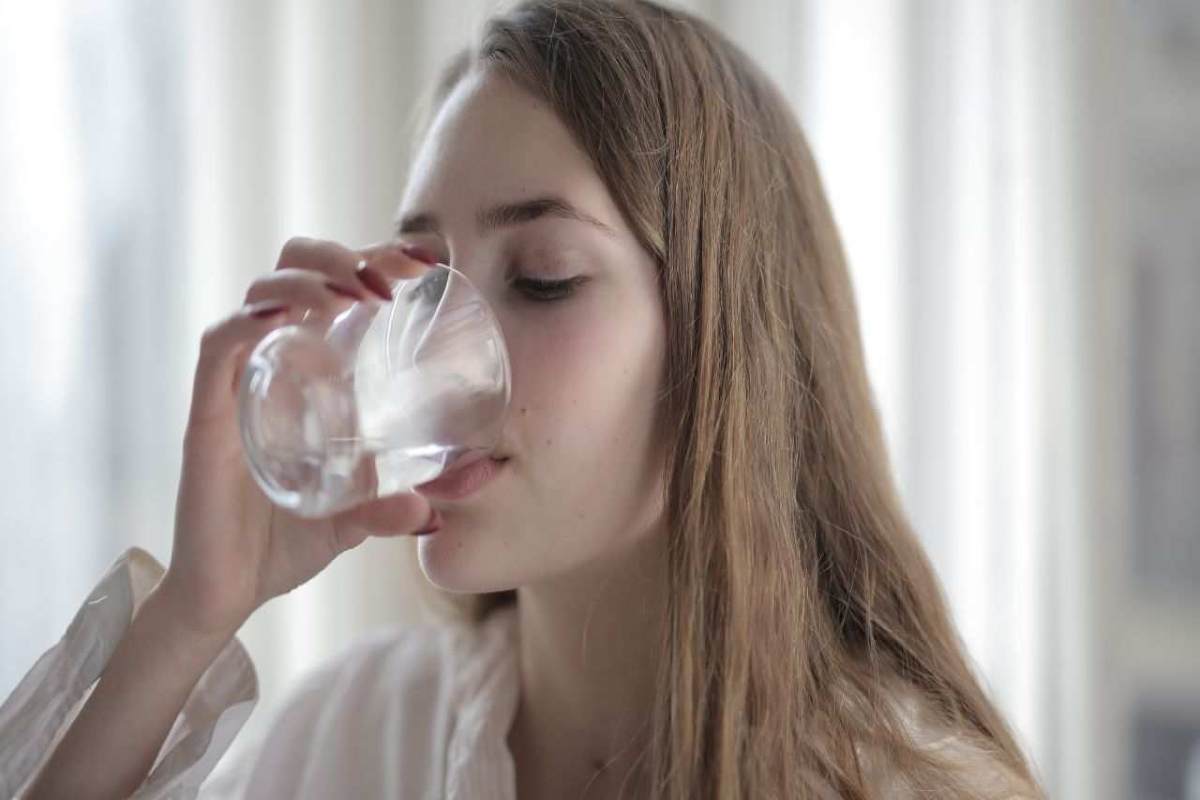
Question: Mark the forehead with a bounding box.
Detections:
[399,69,616,225]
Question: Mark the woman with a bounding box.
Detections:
[8,0,1042,797]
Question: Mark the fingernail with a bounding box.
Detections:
[414,507,442,536]
[250,302,290,319]
[325,281,365,301]
[400,244,439,265]
[355,260,394,301]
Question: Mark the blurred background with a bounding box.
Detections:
[1,0,1197,797]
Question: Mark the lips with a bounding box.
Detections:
[414,455,509,502]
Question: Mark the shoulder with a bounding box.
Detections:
[862,681,1042,800]
[288,622,457,709]
[228,607,517,798]
[243,606,516,786]
[338,603,515,688]
[277,606,515,731]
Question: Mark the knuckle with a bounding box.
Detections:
[276,236,316,270]
[198,310,242,353]
[199,321,223,347]
[243,275,274,302]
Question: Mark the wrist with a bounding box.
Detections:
[138,579,244,658]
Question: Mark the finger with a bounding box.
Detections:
[333,492,436,538]
[275,237,432,302]
[188,301,299,427]
[357,240,440,282]
[245,267,370,310]
[329,520,370,555]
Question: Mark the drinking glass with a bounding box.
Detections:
[238,263,511,517]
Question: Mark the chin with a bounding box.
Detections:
[415,522,518,594]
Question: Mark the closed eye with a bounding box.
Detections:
[513,276,586,302]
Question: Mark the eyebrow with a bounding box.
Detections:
[394,195,614,237]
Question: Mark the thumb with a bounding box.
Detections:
[333,492,436,538]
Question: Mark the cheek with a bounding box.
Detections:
[506,302,651,458]
[503,295,666,543]
[417,294,666,592]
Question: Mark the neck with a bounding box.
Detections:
[508,523,668,800]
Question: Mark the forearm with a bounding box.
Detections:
[24,581,238,800]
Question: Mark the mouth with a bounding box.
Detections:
[414,455,510,502]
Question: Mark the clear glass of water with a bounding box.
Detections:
[238,263,511,517]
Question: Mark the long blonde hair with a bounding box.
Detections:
[405,1,1042,797]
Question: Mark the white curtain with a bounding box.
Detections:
[0,0,1115,796]
[0,0,194,715]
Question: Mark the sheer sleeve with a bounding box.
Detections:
[0,547,258,799]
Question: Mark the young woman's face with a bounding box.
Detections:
[397,69,667,593]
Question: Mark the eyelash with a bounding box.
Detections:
[513,276,583,302]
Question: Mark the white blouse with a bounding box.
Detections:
[1,547,520,799]
[0,547,1033,799]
